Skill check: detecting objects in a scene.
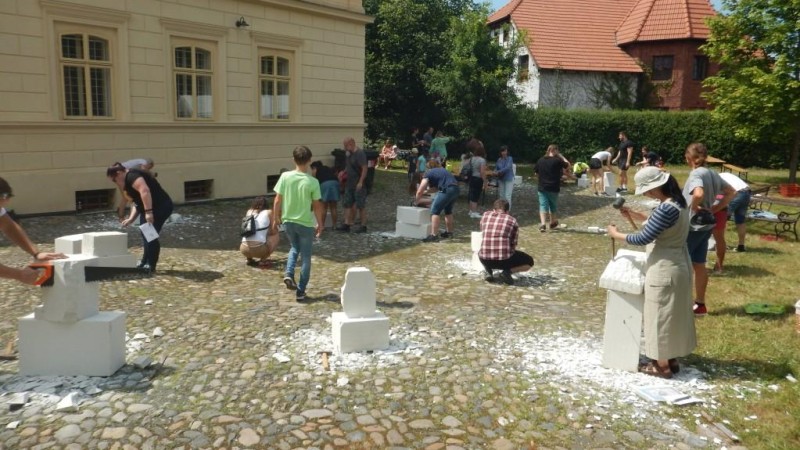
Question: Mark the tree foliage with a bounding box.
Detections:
[363,0,475,145]
[702,0,800,182]
[424,8,522,149]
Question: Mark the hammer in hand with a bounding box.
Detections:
[612,197,638,230]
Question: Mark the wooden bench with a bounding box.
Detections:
[722,163,748,180]
[747,209,800,241]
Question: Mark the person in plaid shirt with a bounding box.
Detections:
[478,199,534,285]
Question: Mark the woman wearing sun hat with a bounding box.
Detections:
[607,167,696,379]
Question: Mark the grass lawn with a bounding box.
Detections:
[395,160,800,448]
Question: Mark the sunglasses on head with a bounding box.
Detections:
[0,193,13,200]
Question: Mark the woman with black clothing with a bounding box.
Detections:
[107,163,173,273]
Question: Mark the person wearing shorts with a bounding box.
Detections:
[534,144,570,232]
[337,137,368,233]
[612,132,634,192]
[589,148,613,195]
[415,166,459,242]
[310,161,339,229]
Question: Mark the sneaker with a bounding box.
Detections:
[439,231,452,239]
[482,270,495,282]
[615,187,623,193]
[335,224,351,232]
[246,259,258,267]
[736,244,746,252]
[422,234,439,242]
[283,276,297,290]
[499,270,514,285]
[621,186,628,191]
[353,225,367,233]
[601,192,610,197]
[539,224,547,233]
[549,221,559,229]
[594,192,599,196]
[693,302,707,316]
[295,290,306,302]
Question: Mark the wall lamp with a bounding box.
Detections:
[235,16,249,28]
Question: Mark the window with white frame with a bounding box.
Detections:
[59,31,113,118]
[259,50,292,120]
[173,41,214,119]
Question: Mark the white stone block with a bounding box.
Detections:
[471,252,483,272]
[36,255,99,323]
[55,234,83,255]
[331,311,390,353]
[603,172,616,196]
[132,355,152,369]
[8,392,29,407]
[471,232,483,252]
[577,177,590,188]
[598,249,647,294]
[601,290,644,372]
[92,254,137,268]
[513,175,523,186]
[396,206,431,226]
[82,232,128,257]
[18,311,126,376]
[312,211,333,228]
[395,221,431,239]
[55,392,80,412]
[340,267,376,318]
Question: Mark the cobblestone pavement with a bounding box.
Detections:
[0,171,752,449]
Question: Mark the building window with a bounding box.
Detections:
[184,179,213,201]
[692,55,709,80]
[173,43,213,119]
[652,55,674,81]
[259,51,292,120]
[75,189,115,212]
[502,28,509,44]
[59,32,113,118]
[517,55,530,81]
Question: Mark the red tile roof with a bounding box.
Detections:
[616,0,717,45]
[489,0,716,73]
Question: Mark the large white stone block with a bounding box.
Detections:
[577,176,590,188]
[471,252,483,272]
[603,172,617,196]
[396,206,431,226]
[331,311,390,353]
[82,232,128,257]
[340,267,376,318]
[513,175,523,186]
[395,221,431,239]
[471,231,483,252]
[92,254,137,268]
[601,290,644,372]
[55,234,83,255]
[312,211,334,228]
[18,311,126,376]
[36,255,99,323]
[598,249,646,295]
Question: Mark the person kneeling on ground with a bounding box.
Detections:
[240,196,280,267]
[479,199,533,285]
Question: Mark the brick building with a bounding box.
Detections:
[489,0,718,110]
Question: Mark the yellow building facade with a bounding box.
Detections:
[0,0,370,214]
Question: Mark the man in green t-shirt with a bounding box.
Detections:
[272,145,324,302]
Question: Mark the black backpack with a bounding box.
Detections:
[240,214,267,238]
[459,158,472,182]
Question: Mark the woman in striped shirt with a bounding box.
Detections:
[607,167,696,379]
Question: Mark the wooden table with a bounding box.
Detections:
[706,155,726,166]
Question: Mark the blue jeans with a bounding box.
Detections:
[497,179,514,208]
[284,222,315,292]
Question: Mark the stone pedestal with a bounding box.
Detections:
[603,172,617,196]
[513,175,522,186]
[471,232,483,271]
[577,175,589,188]
[313,211,334,229]
[395,206,432,238]
[598,249,646,372]
[17,232,134,376]
[332,267,390,353]
[18,311,126,376]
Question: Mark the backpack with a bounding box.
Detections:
[459,159,472,182]
[240,214,267,238]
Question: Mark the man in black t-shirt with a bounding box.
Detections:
[534,144,571,233]
[612,131,635,192]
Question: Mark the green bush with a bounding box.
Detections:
[510,109,786,168]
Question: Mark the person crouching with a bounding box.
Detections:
[240,196,280,267]
[478,199,534,285]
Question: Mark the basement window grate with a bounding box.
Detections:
[75,189,115,212]
[184,179,213,201]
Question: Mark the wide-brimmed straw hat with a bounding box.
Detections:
[634,167,669,195]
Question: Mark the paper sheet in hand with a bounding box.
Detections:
[139,223,159,242]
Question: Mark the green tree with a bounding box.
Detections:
[363,0,474,145]
[702,0,800,181]
[424,7,522,150]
